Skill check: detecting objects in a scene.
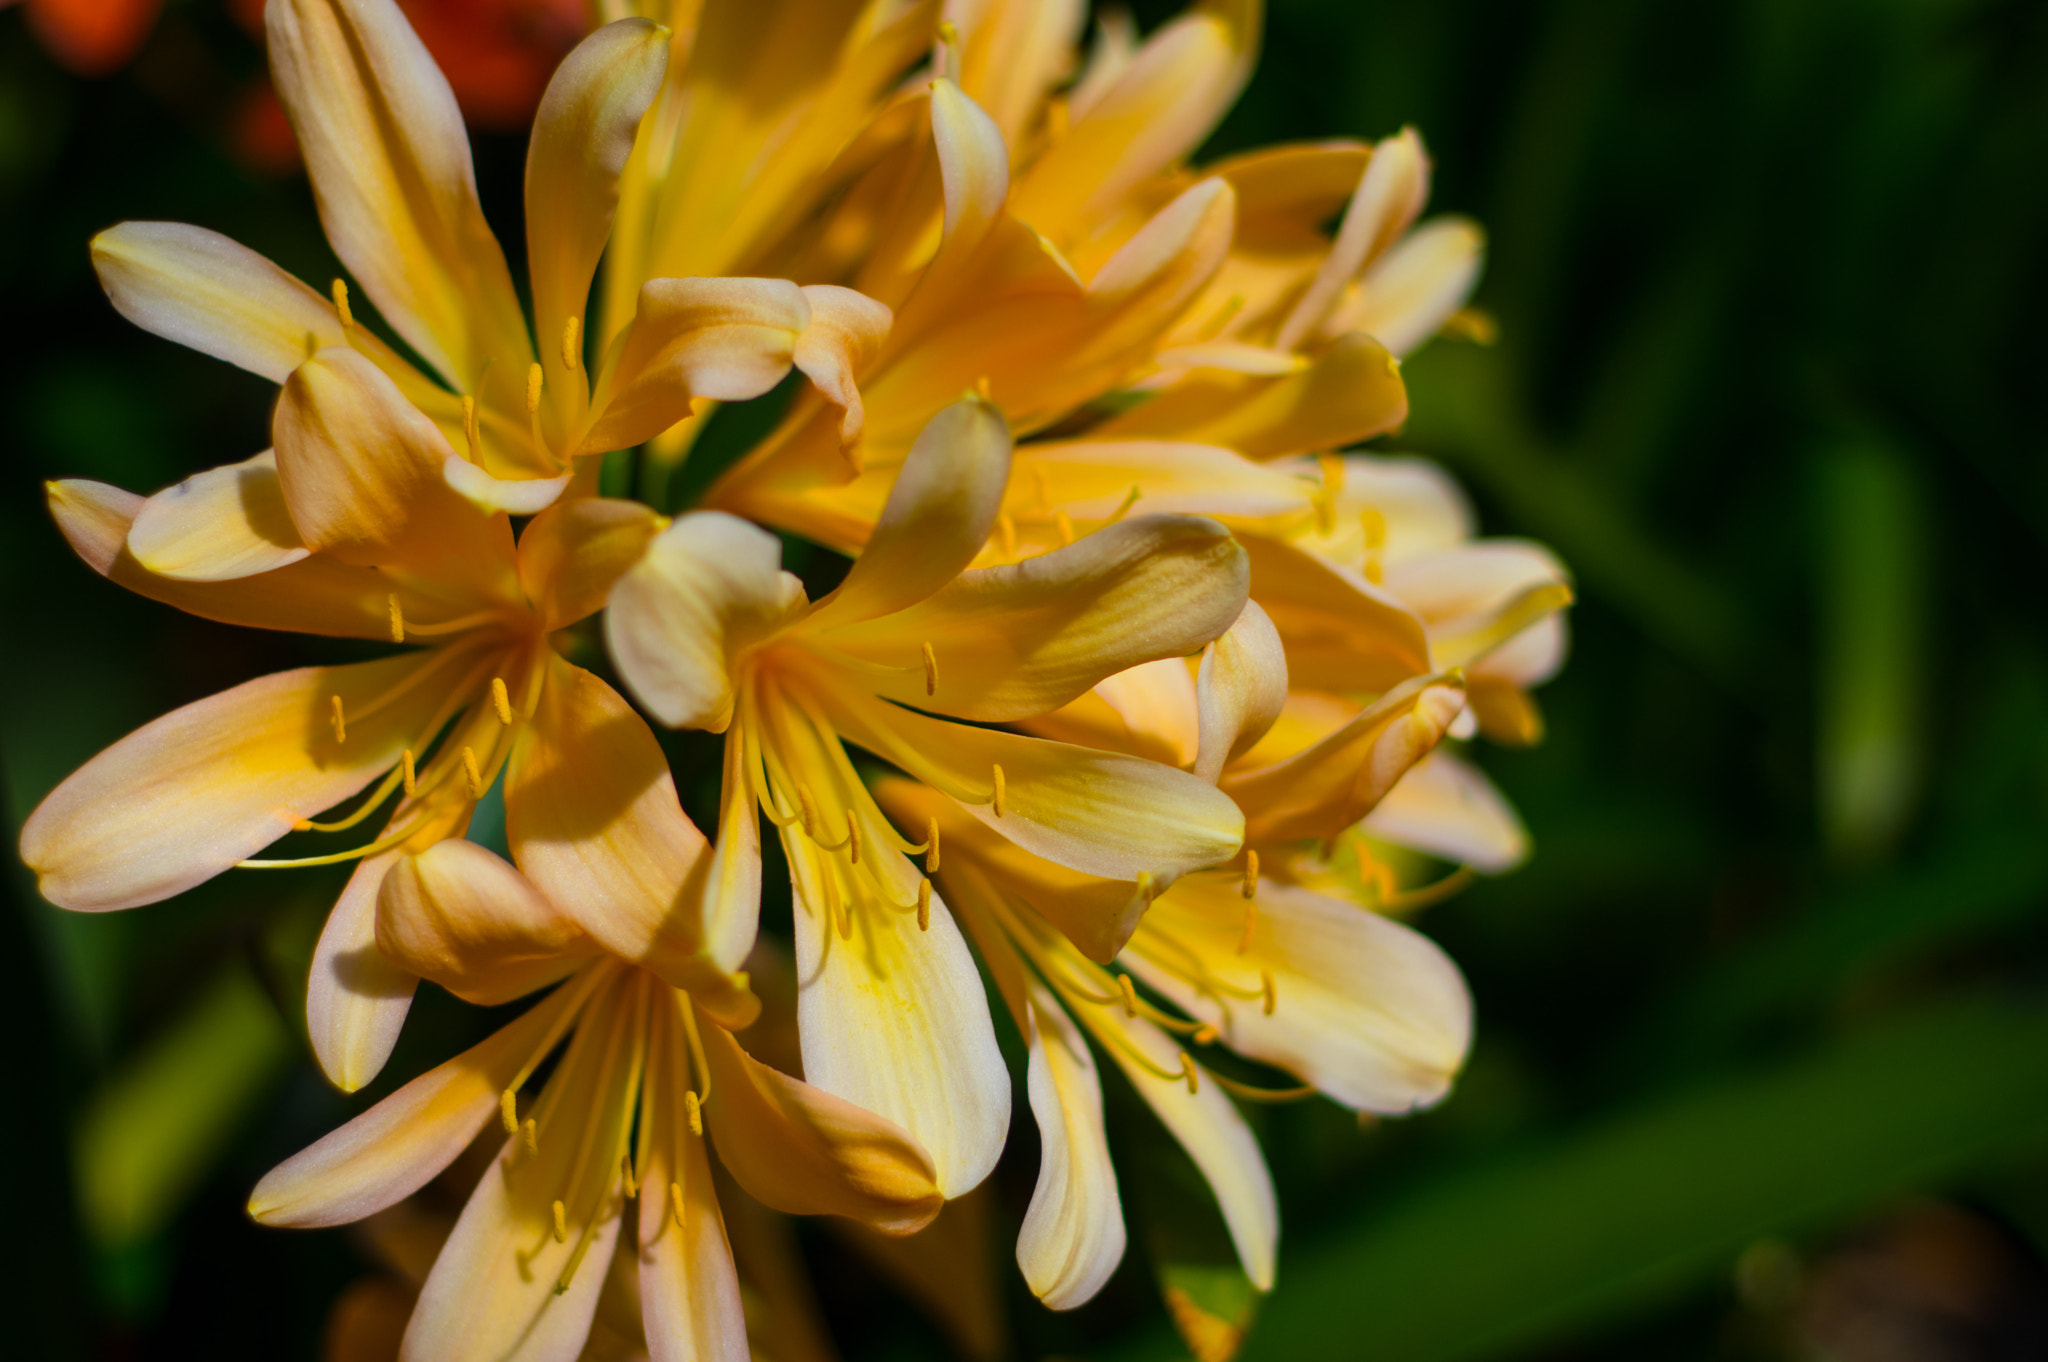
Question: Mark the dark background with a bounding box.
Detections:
[4,0,2048,1357]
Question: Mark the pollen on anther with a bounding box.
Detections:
[922,642,938,697]
[685,1090,704,1137]
[1260,970,1277,1016]
[387,594,406,643]
[1117,974,1139,1018]
[526,362,543,415]
[551,1200,568,1244]
[491,677,513,726]
[924,816,941,873]
[329,695,346,744]
[1180,1054,1200,1095]
[330,278,354,328]
[916,879,931,931]
[620,1153,638,1199]
[1193,1024,1219,1045]
[991,764,1007,818]
[560,316,582,371]
[522,1118,538,1153]
[1242,850,1260,899]
[499,1089,518,1135]
[1237,898,1258,956]
[1054,509,1076,547]
[462,746,484,798]
[401,749,417,797]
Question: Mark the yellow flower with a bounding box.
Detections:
[251,838,943,1362]
[603,395,1252,1197]
[90,0,884,516]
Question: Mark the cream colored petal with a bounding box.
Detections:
[817,514,1245,722]
[1385,540,1572,680]
[699,1011,943,1235]
[1280,451,1474,568]
[819,686,1243,881]
[605,511,804,732]
[792,284,892,449]
[250,965,605,1227]
[1345,217,1484,357]
[700,725,765,976]
[1222,673,1467,844]
[309,850,417,1093]
[267,0,530,389]
[515,496,664,632]
[1274,128,1429,352]
[803,395,1011,628]
[440,458,576,517]
[376,839,595,1007]
[1094,656,1202,771]
[1362,749,1529,873]
[505,657,758,1027]
[126,450,310,581]
[1126,874,1471,1112]
[1084,1004,1276,1291]
[21,652,440,911]
[47,478,425,642]
[1240,532,1433,696]
[525,18,670,438]
[1193,599,1287,783]
[1017,983,1126,1309]
[1000,441,1314,555]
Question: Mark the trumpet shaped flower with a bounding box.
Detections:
[605,396,1252,1197]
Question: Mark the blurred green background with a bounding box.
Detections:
[5,0,2048,1357]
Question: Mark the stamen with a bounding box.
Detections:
[1261,970,1277,1016]
[462,746,485,798]
[330,278,353,329]
[922,642,938,697]
[329,695,346,744]
[560,316,581,371]
[1118,974,1139,1018]
[491,677,513,726]
[526,362,543,415]
[1055,509,1076,546]
[796,784,822,837]
[934,18,960,77]
[401,748,417,797]
[1237,896,1258,956]
[523,1118,539,1153]
[670,1182,686,1230]
[925,816,941,873]
[620,1153,638,1199]
[1108,485,1142,523]
[1364,557,1384,585]
[1242,849,1260,898]
[461,394,480,461]
[499,1090,518,1135]
[997,512,1018,559]
[916,879,931,931]
[1207,1070,1320,1103]
[1360,507,1387,552]
[678,1002,713,1107]
[974,374,993,401]
[387,594,405,643]
[1193,1024,1219,1045]
[1382,865,1476,913]
[991,764,1006,818]
[551,1200,568,1244]
[1180,1053,1200,1095]
[555,1226,598,1295]
[685,1090,704,1137]
[846,810,861,865]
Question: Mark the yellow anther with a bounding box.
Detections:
[303,329,318,360]
[796,784,822,837]
[1318,452,1344,498]
[1237,897,1258,956]
[1109,485,1143,523]
[526,362,543,415]
[924,816,941,873]
[922,642,938,697]
[330,278,353,328]
[936,18,958,42]
[522,1117,538,1153]
[1364,557,1384,585]
[560,316,582,371]
[997,512,1019,559]
[916,879,931,931]
[462,746,484,798]
[491,677,513,726]
[846,810,861,864]
[1360,507,1387,552]
[329,695,346,744]
[499,1090,518,1135]
[400,748,417,797]
[685,1090,703,1137]
[1243,851,1260,898]
[1261,970,1277,1016]
[974,374,993,400]
[387,594,405,643]
[1054,510,1076,546]
[670,1182,687,1230]
[291,817,315,832]
[1180,1053,1200,1095]
[1117,974,1139,1018]
[551,1200,568,1244]
[461,393,481,461]
[620,1153,638,1199]
[991,764,1006,817]
[1193,1024,1219,1045]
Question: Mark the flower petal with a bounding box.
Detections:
[266,0,530,389]
[505,655,758,1026]
[792,284,892,450]
[21,652,443,911]
[376,839,596,1007]
[1193,599,1287,783]
[126,450,311,582]
[1017,983,1126,1309]
[820,686,1243,881]
[816,513,1247,723]
[698,1010,943,1235]
[1240,532,1432,696]
[1362,749,1529,873]
[309,850,418,1092]
[1343,216,1484,357]
[440,458,575,517]
[999,439,1314,555]
[1092,656,1203,769]
[1281,451,1474,568]
[250,965,607,1228]
[605,511,804,732]
[515,496,664,632]
[1274,128,1430,352]
[1222,673,1467,844]
[1125,874,1472,1112]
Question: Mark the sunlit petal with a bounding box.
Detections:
[377,839,596,1007]
[1017,983,1126,1309]
[126,450,311,582]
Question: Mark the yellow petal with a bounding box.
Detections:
[1240,532,1432,696]
[698,1011,943,1235]
[1274,128,1430,351]
[819,685,1244,880]
[955,0,1087,143]
[273,348,519,600]
[126,450,310,581]
[803,395,1012,628]
[792,284,893,449]
[1193,600,1287,783]
[505,656,759,1026]
[1126,873,1471,1111]
[1281,451,1473,567]
[1383,540,1572,680]
[439,458,575,517]
[1222,673,1466,844]
[266,0,530,389]
[48,478,418,641]
[1094,329,1408,460]
[376,840,596,1007]
[1010,0,1260,245]
[525,18,671,442]
[815,514,1247,722]
[1362,749,1529,873]
[1000,439,1316,556]
[1091,656,1203,770]
[1017,983,1126,1308]
[605,511,805,732]
[1342,217,1485,357]
[308,850,418,1092]
[515,496,665,632]
[21,652,442,911]
[249,964,607,1227]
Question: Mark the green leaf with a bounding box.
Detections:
[1125,1110,1266,1362]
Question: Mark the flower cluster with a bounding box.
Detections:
[22,0,1571,1356]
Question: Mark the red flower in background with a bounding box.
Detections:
[5,0,161,76]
